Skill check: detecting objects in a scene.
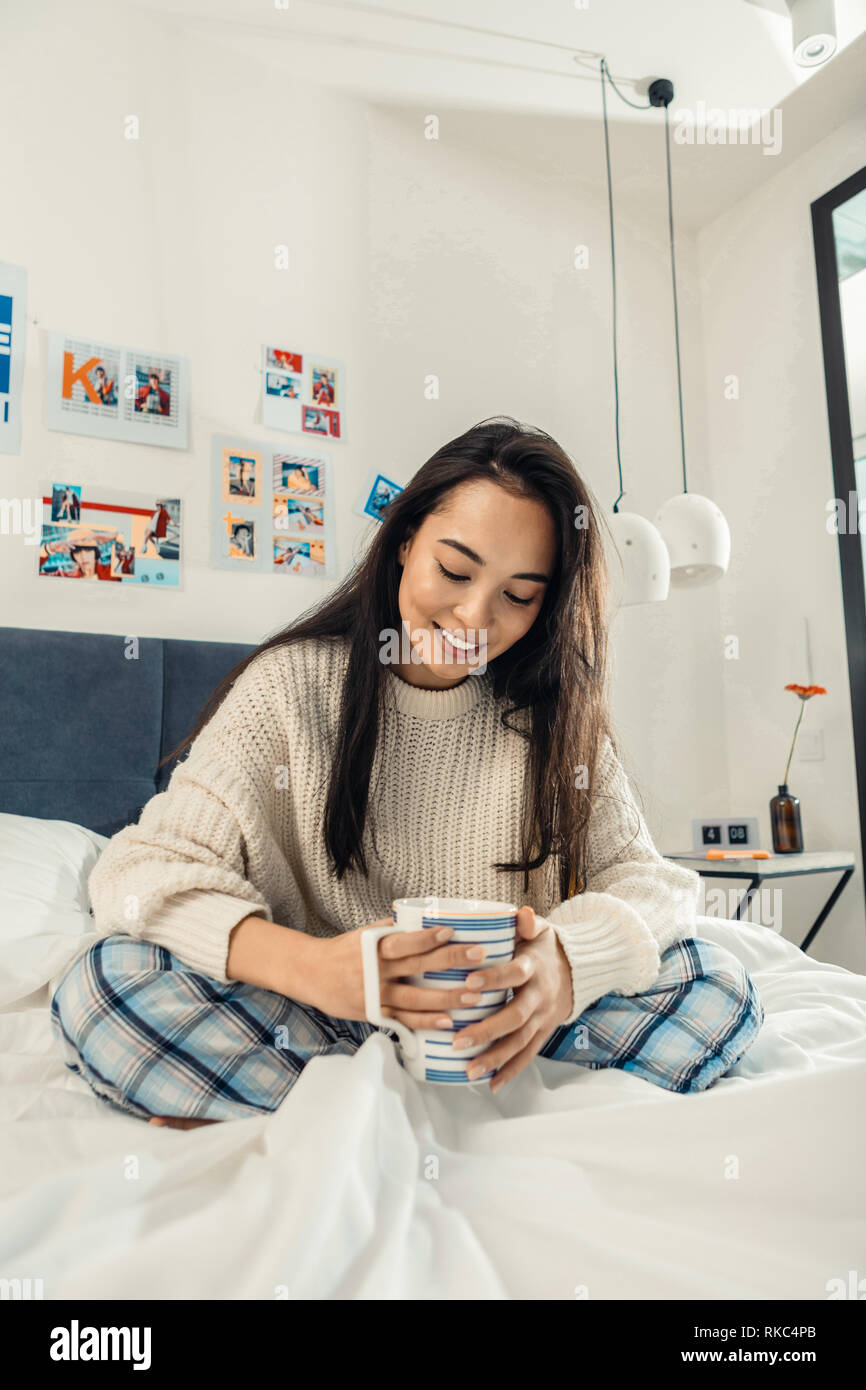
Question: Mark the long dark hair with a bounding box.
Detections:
[160,416,638,901]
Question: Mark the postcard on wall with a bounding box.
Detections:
[37,480,182,587]
[45,332,190,449]
[0,262,27,455]
[354,470,403,524]
[261,344,344,441]
[210,434,336,578]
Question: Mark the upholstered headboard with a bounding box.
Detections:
[0,626,256,838]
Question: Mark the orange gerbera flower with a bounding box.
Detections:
[785,684,827,699]
[781,684,827,785]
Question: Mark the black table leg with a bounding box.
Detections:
[732,875,762,921]
[799,869,855,953]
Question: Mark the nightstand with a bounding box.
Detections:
[663,850,857,952]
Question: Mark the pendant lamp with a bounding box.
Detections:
[599,59,670,607]
[648,79,732,587]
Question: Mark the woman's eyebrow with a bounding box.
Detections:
[438,537,550,583]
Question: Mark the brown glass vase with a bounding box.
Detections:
[770,784,803,853]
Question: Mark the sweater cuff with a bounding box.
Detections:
[134,889,273,982]
[546,891,661,1026]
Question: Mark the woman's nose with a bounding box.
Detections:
[452,605,491,639]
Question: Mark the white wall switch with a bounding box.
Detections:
[797,730,825,760]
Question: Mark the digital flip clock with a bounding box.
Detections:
[691,817,761,852]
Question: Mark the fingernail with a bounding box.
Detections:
[464,974,483,989]
[452,1035,473,1050]
[436,928,453,941]
[466,946,485,960]
[466,1064,484,1080]
[460,993,482,1005]
[434,1016,453,1029]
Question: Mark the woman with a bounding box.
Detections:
[51,417,764,1128]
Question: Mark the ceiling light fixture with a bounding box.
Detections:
[784,0,838,67]
[599,59,671,607]
[648,77,732,589]
[598,61,731,600]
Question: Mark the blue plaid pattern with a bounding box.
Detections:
[50,934,764,1121]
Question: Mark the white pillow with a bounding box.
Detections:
[0,812,108,1009]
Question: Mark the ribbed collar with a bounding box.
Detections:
[385,666,488,720]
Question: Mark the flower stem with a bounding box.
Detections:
[783,700,807,786]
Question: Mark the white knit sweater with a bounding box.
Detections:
[87,636,701,1026]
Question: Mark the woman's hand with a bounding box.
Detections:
[308,918,504,1030]
[450,906,574,1094]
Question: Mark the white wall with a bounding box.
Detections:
[698,111,866,971]
[3,0,863,966]
[364,103,727,869]
[2,1,373,645]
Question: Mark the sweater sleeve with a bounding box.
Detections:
[545,736,701,1026]
[86,658,285,981]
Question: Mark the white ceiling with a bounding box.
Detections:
[133,0,866,112]
[132,0,866,228]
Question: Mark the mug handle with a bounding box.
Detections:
[361,924,419,1060]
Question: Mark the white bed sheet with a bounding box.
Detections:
[0,812,864,1300]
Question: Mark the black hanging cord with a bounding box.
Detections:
[600,59,651,513]
[661,101,689,494]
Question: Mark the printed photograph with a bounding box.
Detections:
[50,483,82,522]
[46,334,189,448]
[133,364,172,417]
[222,450,259,502]
[221,513,256,561]
[310,364,338,408]
[56,342,121,415]
[265,371,302,400]
[301,405,340,438]
[141,499,180,559]
[111,538,136,576]
[39,524,122,580]
[273,537,325,574]
[273,495,324,533]
[357,471,403,524]
[273,453,324,497]
[266,347,302,374]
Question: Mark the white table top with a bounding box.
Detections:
[664,850,856,876]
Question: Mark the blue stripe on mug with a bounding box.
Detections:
[425,1069,495,1082]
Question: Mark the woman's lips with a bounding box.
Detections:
[433,621,481,658]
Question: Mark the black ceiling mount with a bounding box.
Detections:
[648,78,675,108]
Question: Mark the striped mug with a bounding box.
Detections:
[361,896,517,1085]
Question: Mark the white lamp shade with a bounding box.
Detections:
[606,511,671,607]
[654,492,731,587]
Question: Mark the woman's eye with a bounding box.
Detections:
[436,560,468,583]
[436,559,533,606]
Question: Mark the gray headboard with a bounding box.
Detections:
[0,626,256,838]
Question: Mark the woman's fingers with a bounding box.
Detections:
[382,980,479,1015]
[479,1028,548,1092]
[460,949,535,995]
[379,938,490,980]
[382,1009,458,1030]
[450,986,542,1053]
[376,924,454,960]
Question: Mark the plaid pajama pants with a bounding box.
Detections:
[50,933,764,1123]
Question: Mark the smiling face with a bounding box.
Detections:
[394,478,556,690]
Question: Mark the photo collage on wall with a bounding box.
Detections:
[261,344,344,441]
[45,332,190,450]
[210,436,334,578]
[13,303,355,592]
[38,481,182,587]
